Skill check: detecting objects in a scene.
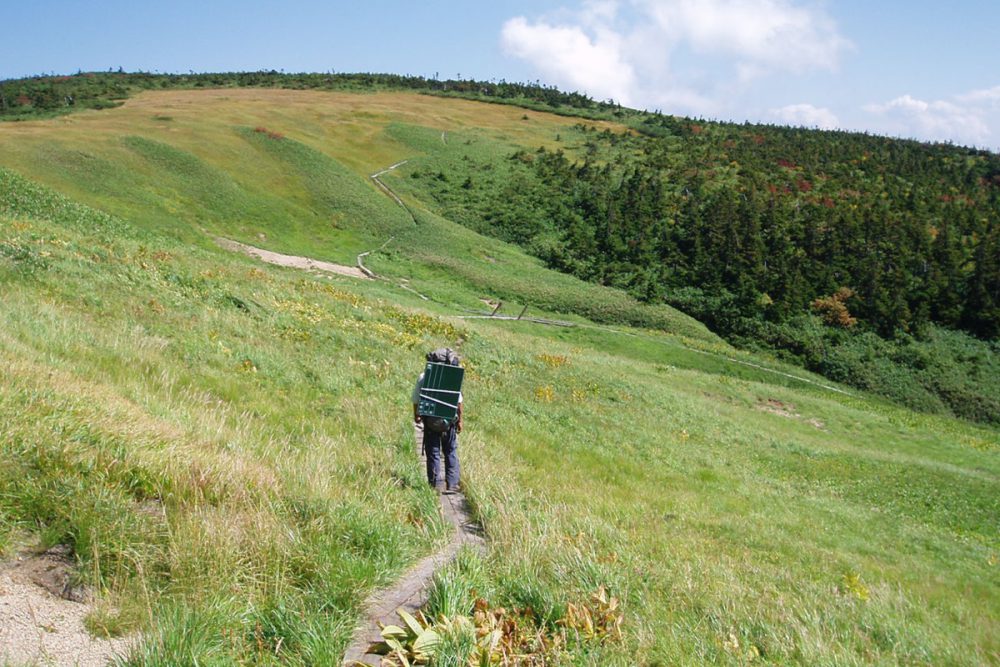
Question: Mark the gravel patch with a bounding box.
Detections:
[0,548,135,667]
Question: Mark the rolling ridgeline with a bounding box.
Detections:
[5,71,998,424]
[0,75,998,665]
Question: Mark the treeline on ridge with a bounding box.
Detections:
[0,70,613,120]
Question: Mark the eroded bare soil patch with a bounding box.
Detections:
[216,237,369,279]
[757,398,826,430]
[0,546,134,667]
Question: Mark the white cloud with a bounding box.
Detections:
[499,2,998,149]
[501,16,637,105]
[770,103,839,129]
[957,85,1000,106]
[638,0,849,73]
[863,93,994,148]
[579,0,620,25]
[500,0,849,114]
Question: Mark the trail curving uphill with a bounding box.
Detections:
[341,426,485,666]
[217,156,850,663]
[370,160,413,219]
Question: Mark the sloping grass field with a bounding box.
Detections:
[0,90,997,665]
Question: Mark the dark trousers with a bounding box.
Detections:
[424,426,459,489]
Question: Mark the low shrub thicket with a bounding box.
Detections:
[724,314,1000,424]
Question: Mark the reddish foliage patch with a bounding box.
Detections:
[812,287,857,328]
[797,179,813,192]
[14,95,31,106]
[776,158,797,169]
[689,124,703,135]
[253,126,285,140]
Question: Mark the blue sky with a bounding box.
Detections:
[4,1,999,150]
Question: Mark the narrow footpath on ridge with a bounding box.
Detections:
[370,160,413,217]
[341,426,485,666]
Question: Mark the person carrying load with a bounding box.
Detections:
[412,348,464,493]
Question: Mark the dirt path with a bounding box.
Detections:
[216,207,483,664]
[370,160,410,212]
[216,238,370,279]
[0,547,135,667]
[341,426,485,666]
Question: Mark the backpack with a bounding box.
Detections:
[426,348,461,366]
[422,348,461,433]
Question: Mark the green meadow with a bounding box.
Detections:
[0,89,997,665]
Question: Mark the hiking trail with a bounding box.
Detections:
[341,426,485,666]
[370,160,413,219]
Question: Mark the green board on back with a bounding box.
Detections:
[418,362,464,421]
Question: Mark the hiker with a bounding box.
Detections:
[412,349,463,493]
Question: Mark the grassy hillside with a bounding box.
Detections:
[0,89,707,339]
[1,90,998,665]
